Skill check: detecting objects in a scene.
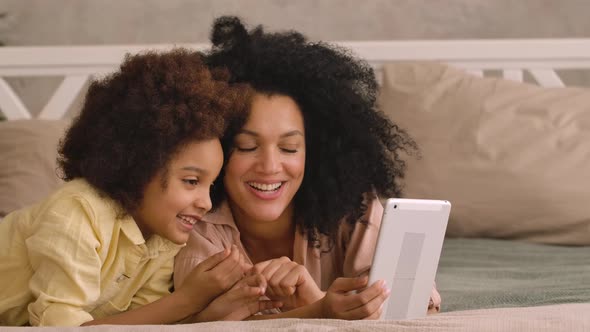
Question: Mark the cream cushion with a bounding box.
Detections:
[0,119,69,217]
[378,62,590,245]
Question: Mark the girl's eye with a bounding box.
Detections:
[183,179,199,186]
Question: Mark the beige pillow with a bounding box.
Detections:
[0,119,70,217]
[379,62,590,245]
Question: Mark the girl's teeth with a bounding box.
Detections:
[179,216,196,225]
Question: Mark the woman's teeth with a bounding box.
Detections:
[248,182,282,191]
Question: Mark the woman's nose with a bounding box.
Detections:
[257,148,281,174]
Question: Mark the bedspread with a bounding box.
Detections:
[0,303,588,331]
[438,238,590,312]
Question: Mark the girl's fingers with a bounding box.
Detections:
[203,246,245,289]
[251,300,283,313]
[210,245,242,274]
[195,247,230,272]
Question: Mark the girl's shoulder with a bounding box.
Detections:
[42,179,119,220]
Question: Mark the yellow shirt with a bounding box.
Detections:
[0,179,183,326]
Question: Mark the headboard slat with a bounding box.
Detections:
[0,78,31,120]
[528,69,566,88]
[39,75,89,120]
[503,69,524,82]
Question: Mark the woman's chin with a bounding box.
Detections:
[245,209,285,223]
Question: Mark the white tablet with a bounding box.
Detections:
[368,198,451,320]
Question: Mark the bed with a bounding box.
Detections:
[1,39,589,331]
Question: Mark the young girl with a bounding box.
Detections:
[0,48,273,326]
[174,17,440,320]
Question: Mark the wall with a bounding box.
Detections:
[1,0,589,116]
[2,0,590,45]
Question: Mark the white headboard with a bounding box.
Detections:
[1,39,590,120]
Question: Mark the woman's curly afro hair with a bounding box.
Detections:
[207,16,417,244]
[58,48,251,215]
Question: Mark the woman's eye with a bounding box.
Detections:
[280,144,299,153]
[236,146,257,152]
[183,179,199,186]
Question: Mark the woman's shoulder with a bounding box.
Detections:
[178,203,240,258]
[174,205,242,287]
[344,194,384,226]
[333,195,384,242]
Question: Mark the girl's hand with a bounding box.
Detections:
[176,245,247,312]
[319,276,390,320]
[251,257,324,311]
[193,273,282,322]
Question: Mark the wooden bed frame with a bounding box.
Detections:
[1,38,590,121]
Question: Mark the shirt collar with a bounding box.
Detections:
[119,216,185,255]
[202,200,240,230]
[202,200,322,266]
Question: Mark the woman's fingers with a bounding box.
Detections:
[251,259,272,274]
[329,276,369,293]
[241,273,267,292]
[252,257,296,297]
[342,280,390,319]
[363,304,384,320]
[322,277,389,319]
[267,263,300,297]
[253,256,290,277]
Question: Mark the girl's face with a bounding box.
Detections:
[133,138,223,244]
[224,93,306,224]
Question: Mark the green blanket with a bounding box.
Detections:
[437,238,590,312]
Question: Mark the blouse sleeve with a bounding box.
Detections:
[340,197,384,278]
[26,197,102,326]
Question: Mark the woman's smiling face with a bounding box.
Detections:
[223,93,306,224]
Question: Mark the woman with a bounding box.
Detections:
[174,16,440,320]
[0,48,276,326]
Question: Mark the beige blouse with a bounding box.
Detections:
[174,197,441,313]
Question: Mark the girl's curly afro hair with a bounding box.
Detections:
[58,48,251,215]
[207,16,417,244]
